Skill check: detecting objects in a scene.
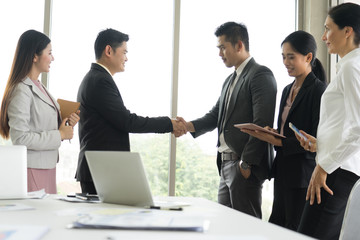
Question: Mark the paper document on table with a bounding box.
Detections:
[153,199,191,208]
[57,98,80,120]
[56,196,101,203]
[27,189,47,199]
[0,225,49,240]
[70,209,209,232]
[107,232,268,240]
[0,203,34,212]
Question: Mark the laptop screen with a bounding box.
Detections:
[0,145,27,199]
[85,151,154,207]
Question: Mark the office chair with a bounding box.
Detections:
[339,179,360,240]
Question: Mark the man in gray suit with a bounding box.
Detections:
[181,22,277,218]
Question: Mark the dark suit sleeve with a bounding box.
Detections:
[190,98,220,138]
[241,68,277,166]
[88,75,172,134]
[310,81,326,138]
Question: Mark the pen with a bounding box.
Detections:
[149,206,183,211]
[75,195,88,201]
[65,121,71,143]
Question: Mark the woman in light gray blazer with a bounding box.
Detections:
[0,30,79,194]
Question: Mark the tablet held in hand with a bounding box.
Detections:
[234,123,286,139]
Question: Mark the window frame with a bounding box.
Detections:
[41,0,325,196]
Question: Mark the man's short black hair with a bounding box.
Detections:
[215,22,249,52]
[94,28,129,60]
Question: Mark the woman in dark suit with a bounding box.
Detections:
[241,30,327,230]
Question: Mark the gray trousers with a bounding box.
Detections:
[218,159,264,218]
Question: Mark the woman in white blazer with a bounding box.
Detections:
[0,30,79,194]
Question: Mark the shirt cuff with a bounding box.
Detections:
[318,154,340,174]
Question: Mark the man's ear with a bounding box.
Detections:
[104,45,112,57]
[236,40,243,52]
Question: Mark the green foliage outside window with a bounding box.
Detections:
[130,134,219,202]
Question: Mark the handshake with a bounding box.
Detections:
[170,117,194,137]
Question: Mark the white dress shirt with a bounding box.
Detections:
[316,48,360,176]
[96,62,112,76]
[218,56,252,153]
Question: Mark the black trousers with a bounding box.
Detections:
[269,180,307,231]
[298,168,359,240]
[218,159,263,218]
[80,181,97,194]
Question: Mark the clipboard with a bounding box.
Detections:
[234,123,286,138]
[57,98,80,120]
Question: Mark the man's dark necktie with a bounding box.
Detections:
[219,71,237,134]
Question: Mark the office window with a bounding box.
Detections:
[50,0,173,194]
[0,1,44,145]
[177,0,296,219]
[1,2,297,221]
[346,0,360,4]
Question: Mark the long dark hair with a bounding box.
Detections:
[0,30,50,139]
[282,30,327,83]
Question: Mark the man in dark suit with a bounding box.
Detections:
[76,28,186,194]
[181,22,277,218]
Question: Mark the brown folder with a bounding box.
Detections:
[57,98,80,120]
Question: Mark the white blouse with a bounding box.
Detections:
[316,48,360,176]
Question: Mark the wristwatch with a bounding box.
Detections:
[240,161,251,170]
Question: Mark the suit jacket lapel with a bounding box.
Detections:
[288,87,304,117]
[223,59,254,124]
[228,72,246,109]
[23,77,59,111]
[42,85,60,111]
[287,72,315,118]
[218,74,234,125]
[278,84,292,128]
[92,63,120,96]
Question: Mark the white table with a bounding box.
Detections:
[0,195,313,240]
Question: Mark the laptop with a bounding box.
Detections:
[0,145,27,199]
[85,151,188,208]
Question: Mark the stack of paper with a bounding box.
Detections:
[0,225,48,240]
[70,209,209,232]
[27,189,47,199]
[0,204,34,212]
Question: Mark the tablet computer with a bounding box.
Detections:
[234,123,286,139]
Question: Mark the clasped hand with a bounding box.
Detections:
[171,117,187,137]
[294,129,333,205]
[59,110,80,140]
[171,116,196,137]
